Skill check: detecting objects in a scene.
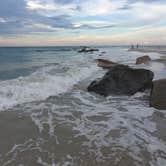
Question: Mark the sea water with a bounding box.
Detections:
[0,46,165,166]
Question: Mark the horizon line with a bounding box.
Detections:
[0,44,166,47]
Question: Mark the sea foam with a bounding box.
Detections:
[0,63,99,111]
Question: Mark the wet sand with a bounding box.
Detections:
[0,101,166,166]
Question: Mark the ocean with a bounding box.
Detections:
[0,46,165,166]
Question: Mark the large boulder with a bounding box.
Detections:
[88,65,154,96]
[136,55,151,64]
[150,79,166,110]
[95,59,117,69]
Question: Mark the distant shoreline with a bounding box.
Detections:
[0,45,166,48]
[128,46,166,55]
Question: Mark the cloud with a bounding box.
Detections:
[25,0,129,17]
[0,0,166,45]
[128,1,166,21]
[0,0,119,36]
[0,18,8,23]
[73,20,116,29]
[78,0,127,16]
[109,0,166,31]
[0,0,75,35]
[26,0,78,16]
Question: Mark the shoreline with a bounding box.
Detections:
[128,46,166,56]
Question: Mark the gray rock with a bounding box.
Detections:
[136,55,151,64]
[150,79,166,110]
[95,59,117,69]
[88,65,154,96]
[78,47,99,53]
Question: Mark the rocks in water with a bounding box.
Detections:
[78,47,99,53]
[95,59,117,69]
[88,65,154,96]
[150,79,166,110]
[136,55,151,64]
[99,51,106,56]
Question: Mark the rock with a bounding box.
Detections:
[150,79,166,110]
[99,51,106,56]
[136,55,151,64]
[95,59,117,69]
[88,65,154,96]
[78,47,99,53]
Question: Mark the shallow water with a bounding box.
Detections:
[0,46,165,166]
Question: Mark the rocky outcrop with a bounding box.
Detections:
[78,47,99,53]
[150,79,166,110]
[95,59,117,69]
[88,65,154,96]
[136,55,151,64]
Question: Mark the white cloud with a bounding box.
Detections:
[79,0,127,16]
[128,2,166,21]
[26,0,77,16]
[0,18,7,23]
[0,18,9,23]
[25,0,166,22]
[26,0,52,10]
[28,23,63,31]
[26,0,128,16]
[73,20,114,28]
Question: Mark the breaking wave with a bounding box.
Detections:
[0,62,99,111]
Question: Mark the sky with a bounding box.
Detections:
[0,0,166,46]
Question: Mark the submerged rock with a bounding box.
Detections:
[98,51,106,56]
[150,79,166,110]
[88,65,154,96]
[136,55,151,64]
[95,59,117,69]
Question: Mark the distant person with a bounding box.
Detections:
[136,44,139,48]
[131,45,134,49]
